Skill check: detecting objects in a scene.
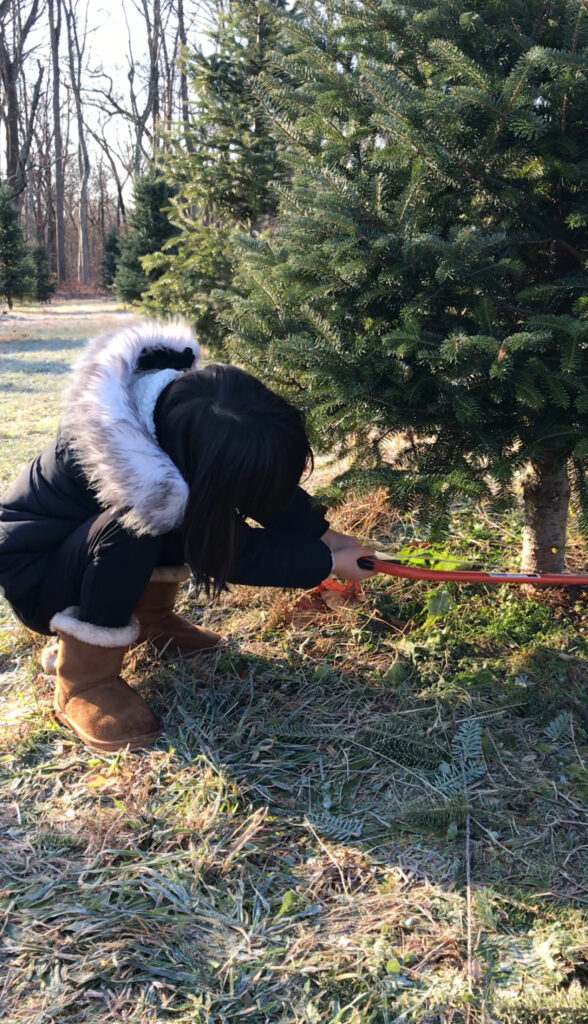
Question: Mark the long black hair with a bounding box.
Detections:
[155,363,313,595]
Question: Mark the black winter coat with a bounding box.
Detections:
[0,321,331,628]
[0,434,102,623]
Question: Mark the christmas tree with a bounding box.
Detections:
[100,229,120,291]
[0,185,33,309]
[141,0,286,351]
[228,0,588,572]
[30,245,55,303]
[114,172,178,304]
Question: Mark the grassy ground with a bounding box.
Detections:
[0,301,587,1024]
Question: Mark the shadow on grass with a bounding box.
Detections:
[0,337,87,354]
[0,357,73,377]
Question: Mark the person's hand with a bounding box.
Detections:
[321,527,366,552]
[331,545,377,581]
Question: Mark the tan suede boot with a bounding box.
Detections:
[134,566,227,656]
[50,607,162,753]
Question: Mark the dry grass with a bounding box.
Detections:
[1,300,587,1024]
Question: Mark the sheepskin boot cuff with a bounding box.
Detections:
[50,607,140,647]
[149,564,191,583]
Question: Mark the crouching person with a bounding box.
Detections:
[0,320,374,752]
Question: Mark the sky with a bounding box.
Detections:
[84,1,209,185]
[92,2,154,77]
[91,1,210,80]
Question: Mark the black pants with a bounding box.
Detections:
[31,509,332,634]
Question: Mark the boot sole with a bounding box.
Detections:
[53,703,163,753]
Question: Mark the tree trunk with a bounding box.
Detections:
[65,0,90,284]
[151,0,161,146]
[521,460,570,573]
[17,62,45,197]
[49,0,66,282]
[86,123,127,224]
[77,151,90,283]
[177,0,193,150]
[0,0,43,197]
[2,58,20,190]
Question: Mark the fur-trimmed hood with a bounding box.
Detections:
[60,319,199,536]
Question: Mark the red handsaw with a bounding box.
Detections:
[357,556,588,587]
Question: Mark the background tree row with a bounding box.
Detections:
[0,0,206,299]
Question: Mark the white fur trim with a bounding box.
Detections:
[60,319,199,536]
[50,607,140,647]
[150,565,191,582]
[40,640,59,674]
[130,368,184,438]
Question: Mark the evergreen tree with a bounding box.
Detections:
[181,0,284,224]
[142,0,285,350]
[101,229,120,290]
[114,172,178,304]
[30,245,55,303]
[0,185,33,309]
[142,222,232,352]
[228,0,588,572]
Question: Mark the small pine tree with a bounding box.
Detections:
[228,0,588,572]
[114,172,178,304]
[100,229,120,290]
[142,222,232,352]
[179,0,284,226]
[0,185,33,309]
[29,245,55,303]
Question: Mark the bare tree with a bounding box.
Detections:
[0,0,45,197]
[146,0,162,147]
[85,120,129,225]
[64,0,90,283]
[87,0,163,176]
[0,0,203,285]
[48,0,66,280]
[157,0,196,145]
[160,13,177,131]
[177,0,190,130]
[86,0,204,177]
[25,72,52,245]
